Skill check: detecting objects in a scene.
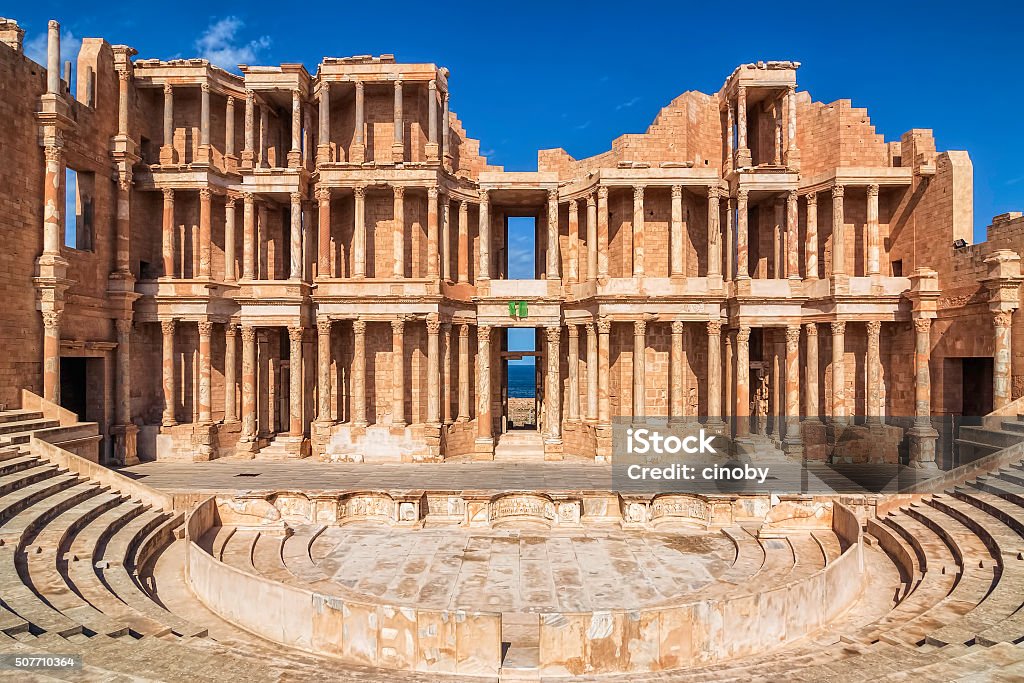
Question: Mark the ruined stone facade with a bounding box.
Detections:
[3,18,1023,466]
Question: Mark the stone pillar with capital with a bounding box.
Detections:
[784,325,802,454]
[289,192,303,279]
[441,90,451,165]
[392,79,404,163]
[241,326,257,443]
[707,187,721,280]
[586,322,598,421]
[633,319,646,418]
[316,189,331,278]
[831,321,846,424]
[479,189,490,280]
[317,82,331,165]
[316,317,332,424]
[805,324,820,422]
[442,323,453,425]
[568,199,579,282]
[289,89,302,168]
[198,83,211,164]
[476,325,493,442]
[242,192,255,279]
[707,321,724,429]
[995,311,1014,410]
[670,186,684,277]
[160,84,175,164]
[427,316,441,425]
[725,103,735,172]
[224,323,237,422]
[805,192,818,280]
[597,318,611,424]
[352,319,367,427]
[197,321,213,424]
[784,86,800,169]
[866,321,882,425]
[224,196,237,282]
[867,184,880,275]
[441,193,451,282]
[597,187,609,278]
[547,189,560,280]
[160,319,176,426]
[392,319,406,427]
[736,189,749,279]
[427,187,439,279]
[352,81,365,163]
[242,90,255,168]
[736,86,751,167]
[162,189,175,277]
[735,325,751,438]
[670,321,684,422]
[426,79,439,161]
[567,324,580,422]
[586,193,598,281]
[786,190,799,279]
[288,326,303,436]
[983,250,1022,408]
[393,186,405,278]
[545,325,562,443]
[353,186,366,278]
[199,189,212,278]
[458,324,470,421]
[909,318,938,469]
[457,200,469,284]
[225,96,237,170]
[113,318,138,466]
[832,185,845,276]
[259,105,269,168]
[632,185,645,277]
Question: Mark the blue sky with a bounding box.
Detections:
[23,0,1024,361]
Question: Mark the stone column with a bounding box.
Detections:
[478,325,493,441]
[479,189,490,280]
[632,185,645,277]
[736,189,749,279]
[242,192,255,279]
[196,83,211,164]
[568,199,579,282]
[289,89,302,168]
[225,96,236,165]
[707,187,722,279]
[45,21,60,93]
[805,192,818,280]
[735,325,750,438]
[773,199,784,279]
[724,332,734,432]
[426,187,440,278]
[316,189,331,277]
[160,84,174,164]
[831,321,846,422]
[346,319,367,427]
[458,324,470,421]
[198,189,212,278]
[725,197,735,281]
[223,196,237,282]
[426,79,439,160]
[567,324,580,422]
[114,318,132,428]
[441,90,450,162]
[391,79,404,163]
[241,325,256,440]
[633,319,646,418]
[786,190,799,279]
[547,189,560,279]
[393,186,405,277]
[353,81,365,163]
[736,86,751,167]
[224,323,237,421]
[784,325,801,453]
[597,317,611,423]
[670,321,684,421]
[42,146,63,255]
[586,193,598,281]
[670,186,684,277]
[316,317,332,423]
[867,184,880,275]
[243,90,255,168]
[546,326,561,440]
[427,316,440,424]
[441,193,452,282]
[39,312,60,405]
[994,312,1013,410]
[805,323,819,422]
[442,323,453,424]
[161,319,176,426]
[725,104,734,169]
[161,188,175,277]
[317,81,331,164]
[259,105,269,168]
[457,200,469,284]
[707,321,723,426]
[586,322,598,421]
[832,184,845,276]
[785,86,800,167]
[353,186,366,278]
[288,326,303,435]
[866,320,882,424]
[597,187,609,278]
[197,321,213,423]
[910,318,937,469]
[391,318,406,427]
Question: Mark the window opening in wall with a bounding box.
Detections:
[506,216,537,279]
[65,167,95,251]
[891,259,903,277]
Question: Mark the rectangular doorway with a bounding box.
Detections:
[59,356,106,425]
[503,328,538,432]
[505,216,538,279]
[961,357,994,418]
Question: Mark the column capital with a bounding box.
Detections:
[785,324,801,346]
[353,318,367,334]
[787,189,798,201]
[288,325,304,342]
[162,187,174,201]
[428,186,439,200]
[245,88,255,102]
[315,187,330,202]
[736,324,751,344]
[805,191,817,207]
[428,78,437,91]
[478,187,489,202]
[567,323,579,338]
[199,187,212,201]
[634,318,646,336]
[547,188,559,202]
[569,199,578,215]
[545,325,560,342]
[459,199,468,210]
[225,194,237,209]
[867,183,880,197]
[584,322,596,335]
[198,320,213,336]
[479,323,492,336]
[587,192,597,207]
[633,184,645,200]
[200,82,210,93]
[671,184,683,199]
[242,191,254,204]
[115,318,133,336]
[995,311,1014,328]
[832,183,845,198]
[41,311,62,331]
[866,319,882,337]
[913,318,931,334]
[707,319,722,336]
[241,325,256,343]
[160,318,176,335]
[355,80,364,92]
[459,323,470,338]
[737,188,749,201]
[597,316,611,334]
[804,321,818,337]
[316,316,332,335]
[426,314,441,335]
[353,185,366,199]
[831,320,846,336]
[290,191,303,204]
[707,186,720,200]
[163,83,173,95]
[671,320,685,335]
[393,185,405,199]
[391,318,405,333]
[226,321,239,334]
[394,78,403,88]
[597,186,608,200]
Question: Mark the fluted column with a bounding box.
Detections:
[284,326,302,435]
[317,82,331,164]
[995,312,1013,409]
[391,318,406,427]
[568,199,579,282]
[242,90,255,168]
[785,86,800,167]
[586,322,598,421]
[353,186,366,278]
[427,79,439,160]
[162,188,175,277]
[597,317,611,423]
[866,320,882,424]
[393,186,405,277]
[441,193,452,282]
[222,196,237,282]
[40,312,60,404]
[197,321,212,423]
[831,321,846,422]
[458,324,470,421]
[478,189,490,280]
[289,89,302,168]
[223,323,237,422]
[457,200,469,284]
[707,321,723,425]
[736,86,751,167]
[586,193,598,281]
[352,319,367,427]
[160,84,174,164]
[198,189,212,278]
[597,187,609,278]
[478,325,493,440]
[316,317,332,423]
[736,189,749,279]
[735,325,750,438]
[161,319,176,426]
[633,319,646,418]
[786,190,799,279]
[632,185,645,276]
[670,321,684,420]
[670,186,684,277]
[442,323,453,425]
[427,187,439,278]
[242,192,255,279]
[567,325,580,422]
[427,316,440,424]
[547,189,559,279]
[546,326,561,440]
[867,184,880,275]
[910,318,937,469]
[316,189,331,277]
[392,79,404,163]
[240,326,256,440]
[783,325,801,452]
[805,324,819,422]
[707,187,721,279]
[805,192,818,280]
[832,185,845,276]
[225,96,236,166]
[353,81,365,163]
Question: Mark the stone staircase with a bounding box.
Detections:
[494,429,544,461]
[254,434,309,460]
[956,414,1024,461]
[0,409,60,453]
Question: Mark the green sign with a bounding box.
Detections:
[508,301,529,319]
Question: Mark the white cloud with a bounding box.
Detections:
[575,120,591,130]
[24,27,83,70]
[194,16,270,70]
[616,96,641,111]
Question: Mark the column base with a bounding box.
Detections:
[391,143,404,164]
[473,437,494,460]
[224,154,239,173]
[783,437,803,458]
[784,148,801,171]
[425,142,439,161]
[908,424,939,470]
[159,146,176,165]
[350,143,365,165]
[110,423,139,467]
[195,145,211,165]
[288,149,302,167]
[543,438,564,461]
[735,149,752,168]
[241,150,255,169]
